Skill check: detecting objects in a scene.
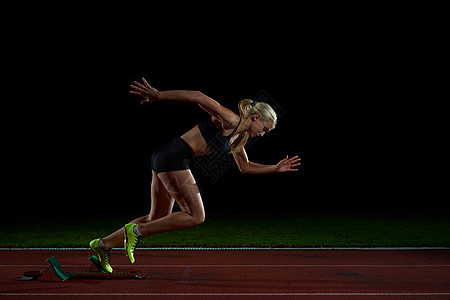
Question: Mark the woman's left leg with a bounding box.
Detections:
[133,169,205,236]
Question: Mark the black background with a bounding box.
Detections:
[4,6,446,219]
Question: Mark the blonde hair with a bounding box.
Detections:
[230,99,277,153]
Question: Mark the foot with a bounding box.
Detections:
[124,223,142,264]
[89,238,113,273]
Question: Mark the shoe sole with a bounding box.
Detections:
[123,226,128,257]
[124,225,133,263]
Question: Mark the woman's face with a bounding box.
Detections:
[248,115,274,138]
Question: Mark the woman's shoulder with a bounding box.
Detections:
[212,114,240,130]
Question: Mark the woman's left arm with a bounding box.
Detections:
[233,148,301,175]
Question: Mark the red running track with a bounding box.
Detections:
[1,249,450,299]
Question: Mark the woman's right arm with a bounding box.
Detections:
[131,78,212,105]
[159,90,205,102]
[130,78,239,129]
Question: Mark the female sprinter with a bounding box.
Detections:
[89,78,301,273]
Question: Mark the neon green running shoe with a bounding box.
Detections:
[124,224,142,264]
[89,238,113,273]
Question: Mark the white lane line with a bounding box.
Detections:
[1,264,450,268]
[1,247,449,251]
[1,293,450,296]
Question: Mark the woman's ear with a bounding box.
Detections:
[252,114,261,121]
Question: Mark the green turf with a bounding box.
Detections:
[1,212,449,248]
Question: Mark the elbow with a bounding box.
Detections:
[239,166,251,175]
[191,90,205,102]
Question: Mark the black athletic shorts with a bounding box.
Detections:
[151,137,194,174]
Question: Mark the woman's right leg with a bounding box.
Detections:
[89,170,175,272]
[123,169,205,264]
[100,170,175,250]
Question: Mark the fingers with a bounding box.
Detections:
[289,160,300,164]
[141,77,150,87]
[283,156,300,164]
[133,78,154,91]
[140,99,150,106]
[285,155,301,171]
[130,83,145,93]
[130,78,158,98]
[291,156,301,168]
[131,81,146,91]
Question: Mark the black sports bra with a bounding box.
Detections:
[198,117,241,153]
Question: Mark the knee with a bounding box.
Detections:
[184,211,205,226]
[192,214,205,226]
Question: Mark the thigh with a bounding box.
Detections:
[157,169,205,218]
[149,170,175,221]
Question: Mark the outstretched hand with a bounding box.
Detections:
[130,77,160,106]
[276,155,301,172]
